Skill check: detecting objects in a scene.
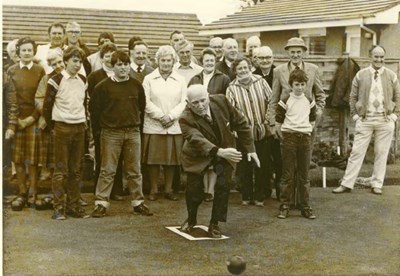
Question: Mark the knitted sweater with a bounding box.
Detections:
[6,63,45,131]
[276,93,316,134]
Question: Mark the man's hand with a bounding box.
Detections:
[17,116,35,129]
[5,129,15,140]
[247,152,260,168]
[275,123,283,140]
[269,125,278,139]
[217,148,242,163]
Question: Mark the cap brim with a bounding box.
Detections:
[284,45,308,51]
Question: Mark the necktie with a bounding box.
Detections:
[204,114,213,124]
[137,65,142,73]
[295,66,300,71]
[374,70,378,81]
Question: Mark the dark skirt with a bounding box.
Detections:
[12,122,41,165]
[141,134,183,165]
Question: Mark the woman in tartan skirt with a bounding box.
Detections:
[5,37,45,210]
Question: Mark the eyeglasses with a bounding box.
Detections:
[67,31,81,35]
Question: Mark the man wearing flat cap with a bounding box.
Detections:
[267,37,325,206]
[173,39,203,85]
[268,37,325,142]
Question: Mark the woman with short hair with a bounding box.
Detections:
[5,37,45,210]
[141,45,187,201]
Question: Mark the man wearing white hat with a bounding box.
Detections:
[268,37,325,141]
[267,37,325,208]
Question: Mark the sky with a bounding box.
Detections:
[3,0,241,24]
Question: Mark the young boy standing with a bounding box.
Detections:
[43,46,89,220]
[275,69,317,219]
[90,50,152,217]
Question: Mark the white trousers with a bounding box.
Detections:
[341,117,395,189]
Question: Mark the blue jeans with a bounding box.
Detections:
[280,132,311,207]
[52,122,85,210]
[95,127,144,208]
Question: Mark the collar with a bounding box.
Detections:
[369,66,385,75]
[232,74,260,87]
[174,61,195,70]
[152,68,180,81]
[102,64,115,77]
[203,70,215,76]
[48,43,67,50]
[61,70,79,79]
[225,59,233,68]
[289,62,304,71]
[130,62,146,72]
[111,75,130,82]
[19,61,33,70]
[206,107,211,117]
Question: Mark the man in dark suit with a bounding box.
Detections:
[179,84,260,238]
[215,38,239,81]
[128,40,154,83]
[253,46,280,199]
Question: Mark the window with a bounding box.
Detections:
[302,36,326,55]
[299,28,327,55]
[345,26,361,57]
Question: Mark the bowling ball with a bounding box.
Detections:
[226,255,246,275]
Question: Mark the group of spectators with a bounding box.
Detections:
[3,20,399,237]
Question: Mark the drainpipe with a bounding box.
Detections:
[360,23,377,45]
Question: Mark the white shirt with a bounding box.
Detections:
[173,61,203,85]
[202,71,214,89]
[87,51,102,72]
[19,61,33,70]
[130,62,146,73]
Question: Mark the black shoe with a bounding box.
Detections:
[204,193,213,202]
[91,205,107,218]
[11,195,27,211]
[110,194,125,201]
[52,208,66,220]
[133,203,153,216]
[165,192,179,201]
[66,207,90,218]
[180,219,196,234]
[277,205,289,219]
[301,207,316,219]
[208,223,222,238]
